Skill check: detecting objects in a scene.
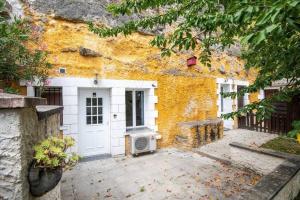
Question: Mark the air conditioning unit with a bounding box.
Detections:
[130,132,157,155]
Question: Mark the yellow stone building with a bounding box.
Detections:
[18,0,260,157]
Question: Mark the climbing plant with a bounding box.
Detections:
[0,0,51,93]
[89,0,300,120]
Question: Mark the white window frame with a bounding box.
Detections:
[85,97,103,125]
[126,89,146,129]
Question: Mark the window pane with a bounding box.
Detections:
[98,107,103,115]
[98,116,103,124]
[92,98,97,106]
[98,98,102,106]
[86,98,91,106]
[136,91,144,126]
[86,116,91,124]
[86,107,91,115]
[92,116,97,124]
[126,91,133,127]
[92,107,97,115]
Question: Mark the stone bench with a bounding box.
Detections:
[174,119,224,149]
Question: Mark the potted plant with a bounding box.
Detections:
[28,136,79,197]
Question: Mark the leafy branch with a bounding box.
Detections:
[89,0,300,120]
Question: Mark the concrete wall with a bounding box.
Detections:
[273,168,300,200]
[0,105,61,200]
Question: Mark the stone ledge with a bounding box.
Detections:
[231,142,300,200]
[230,142,300,161]
[178,118,223,128]
[36,106,63,120]
[0,93,46,108]
[175,119,224,149]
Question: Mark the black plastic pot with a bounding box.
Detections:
[28,162,63,197]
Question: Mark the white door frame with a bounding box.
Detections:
[78,88,111,157]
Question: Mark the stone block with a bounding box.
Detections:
[175,119,224,149]
[79,47,102,57]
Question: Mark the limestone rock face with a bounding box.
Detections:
[79,47,102,57]
[28,0,137,24]
[6,0,24,18]
[27,0,163,34]
[61,47,77,53]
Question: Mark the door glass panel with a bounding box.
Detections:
[98,107,103,115]
[92,98,97,106]
[86,116,91,124]
[136,91,144,126]
[86,107,91,115]
[86,97,103,125]
[126,91,133,127]
[86,98,91,106]
[92,107,97,115]
[98,116,103,124]
[92,116,97,124]
[98,98,102,106]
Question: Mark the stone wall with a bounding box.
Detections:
[0,93,62,200]
[174,119,224,150]
[273,165,300,200]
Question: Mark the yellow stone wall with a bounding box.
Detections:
[26,13,258,147]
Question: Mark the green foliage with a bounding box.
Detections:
[261,136,300,155]
[0,0,51,89]
[3,86,19,94]
[287,120,300,139]
[33,136,79,170]
[89,0,300,120]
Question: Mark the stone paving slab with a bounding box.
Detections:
[61,148,261,200]
[196,129,285,175]
[229,142,300,200]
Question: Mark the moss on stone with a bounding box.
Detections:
[261,137,300,155]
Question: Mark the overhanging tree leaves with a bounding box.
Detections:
[89,0,300,120]
[0,0,51,93]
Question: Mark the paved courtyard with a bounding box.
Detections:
[61,148,261,200]
[196,129,285,175]
[61,129,286,200]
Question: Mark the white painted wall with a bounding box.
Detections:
[23,78,158,156]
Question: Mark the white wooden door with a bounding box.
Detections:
[79,89,110,157]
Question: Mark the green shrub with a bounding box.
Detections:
[4,87,19,94]
[287,120,300,139]
[33,136,79,170]
[0,0,51,89]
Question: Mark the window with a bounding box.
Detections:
[220,84,230,113]
[220,86,224,112]
[86,97,103,125]
[126,90,144,128]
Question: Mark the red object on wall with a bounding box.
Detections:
[187,56,197,66]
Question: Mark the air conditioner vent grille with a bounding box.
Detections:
[135,137,149,151]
